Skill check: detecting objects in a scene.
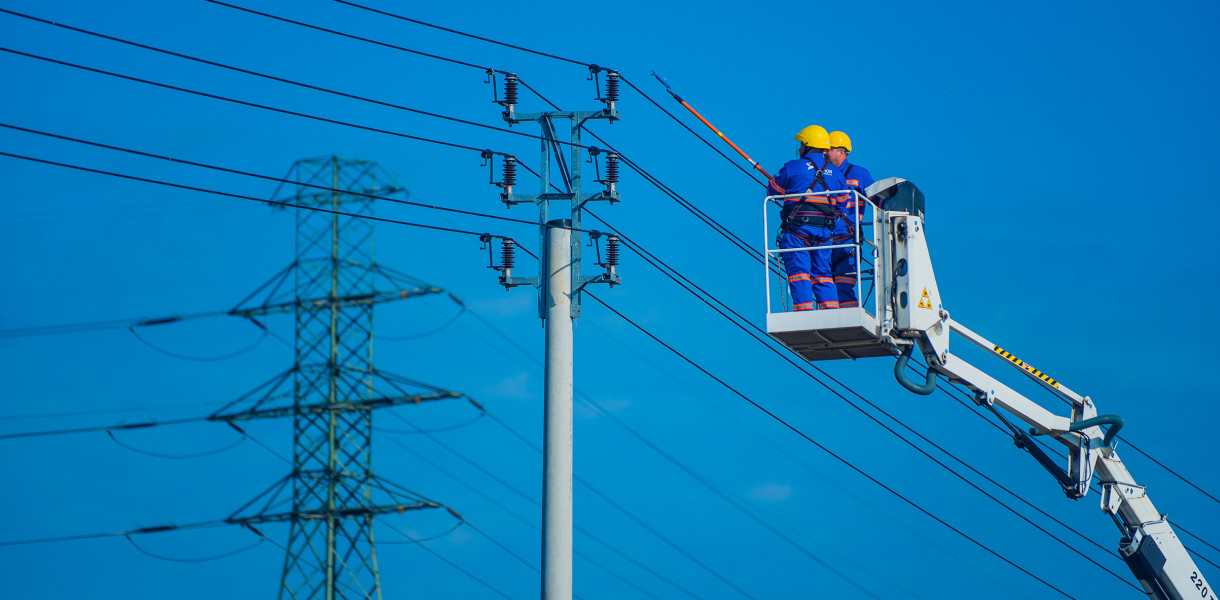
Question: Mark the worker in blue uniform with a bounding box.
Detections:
[769,125,849,311]
[826,131,875,309]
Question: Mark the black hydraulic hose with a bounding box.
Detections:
[1014,430,1076,492]
[894,344,937,395]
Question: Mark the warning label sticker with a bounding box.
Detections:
[918,288,932,309]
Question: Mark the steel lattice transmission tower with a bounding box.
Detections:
[214,157,466,600]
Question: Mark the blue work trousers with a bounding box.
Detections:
[831,221,859,308]
[831,246,858,308]
[780,225,838,311]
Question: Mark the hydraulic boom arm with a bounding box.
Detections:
[873,178,1213,600]
[764,177,1214,599]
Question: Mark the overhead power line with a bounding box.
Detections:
[0,415,210,441]
[0,122,539,229]
[460,307,933,599]
[376,434,663,599]
[588,215,1138,588]
[0,11,574,150]
[328,0,591,67]
[4,9,769,280]
[0,151,508,239]
[197,1,510,75]
[584,290,1078,599]
[0,306,253,339]
[377,413,711,600]
[0,43,590,150]
[324,1,766,185]
[124,533,264,563]
[0,46,517,155]
[11,3,1200,585]
[0,519,230,547]
[201,1,768,190]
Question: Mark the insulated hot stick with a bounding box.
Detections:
[652,73,772,180]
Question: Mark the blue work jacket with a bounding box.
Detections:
[838,161,876,227]
[767,152,848,217]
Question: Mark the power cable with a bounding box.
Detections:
[124,533,263,563]
[128,324,267,361]
[1119,437,1220,506]
[0,123,598,248]
[1176,523,1220,558]
[0,400,226,422]
[329,0,590,67]
[481,403,867,600]
[584,290,1078,599]
[373,519,464,545]
[199,1,510,75]
[11,3,1190,585]
[0,123,541,228]
[615,228,1136,587]
[0,151,507,240]
[375,305,466,341]
[224,421,294,465]
[617,74,766,185]
[371,516,514,600]
[323,2,765,186]
[376,432,664,599]
[455,518,538,573]
[371,412,485,434]
[37,0,780,289]
[376,307,888,597]
[4,56,1117,595]
[0,46,505,155]
[0,306,252,339]
[106,428,246,460]
[463,309,933,599]
[0,519,230,547]
[582,208,1139,579]
[177,2,775,267]
[0,44,589,150]
[0,415,209,441]
[376,412,708,600]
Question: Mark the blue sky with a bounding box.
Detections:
[1,0,1217,598]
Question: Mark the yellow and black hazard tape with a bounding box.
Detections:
[993,346,1060,388]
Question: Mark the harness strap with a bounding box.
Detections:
[781,155,831,225]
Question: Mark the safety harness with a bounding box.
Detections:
[777,156,857,246]
[779,156,834,229]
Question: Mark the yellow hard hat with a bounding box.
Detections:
[828,131,852,152]
[794,125,830,150]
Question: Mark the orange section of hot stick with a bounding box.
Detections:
[653,72,772,180]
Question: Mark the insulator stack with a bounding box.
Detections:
[501,156,517,200]
[604,71,620,112]
[605,235,619,279]
[500,238,516,280]
[604,152,619,195]
[502,74,518,121]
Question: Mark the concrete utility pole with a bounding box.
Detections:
[490,69,623,599]
[542,219,574,598]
